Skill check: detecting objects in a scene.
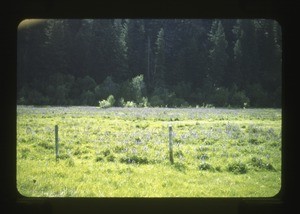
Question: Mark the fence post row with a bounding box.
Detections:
[54,124,174,164]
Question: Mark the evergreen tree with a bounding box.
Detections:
[154,28,166,88]
[208,20,228,87]
[113,19,129,82]
[17,18,281,107]
[127,20,147,79]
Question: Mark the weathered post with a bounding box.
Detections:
[55,125,59,161]
[169,125,174,164]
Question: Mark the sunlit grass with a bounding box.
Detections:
[17,106,281,197]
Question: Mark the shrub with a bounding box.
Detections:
[99,95,115,108]
[138,97,149,107]
[198,163,214,171]
[149,95,164,107]
[211,87,229,107]
[78,75,97,92]
[245,83,268,107]
[80,90,96,105]
[131,75,146,103]
[106,154,116,162]
[229,90,250,108]
[95,76,119,101]
[227,161,247,174]
[95,156,104,162]
[120,155,149,164]
[99,99,111,108]
[249,157,276,171]
[107,95,115,106]
[196,153,209,160]
[248,138,264,145]
[117,97,125,107]
[125,101,137,108]
[173,81,192,100]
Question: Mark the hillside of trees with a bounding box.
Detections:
[17,19,281,107]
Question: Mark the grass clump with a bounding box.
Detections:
[198,163,214,171]
[120,155,149,164]
[249,157,276,171]
[227,161,248,174]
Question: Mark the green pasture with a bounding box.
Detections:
[17,106,281,197]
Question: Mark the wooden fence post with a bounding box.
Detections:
[169,125,174,164]
[55,125,59,161]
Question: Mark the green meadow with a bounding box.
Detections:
[16,106,281,197]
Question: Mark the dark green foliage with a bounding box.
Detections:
[198,163,214,171]
[248,138,264,145]
[18,19,281,107]
[174,150,184,158]
[197,153,209,160]
[249,157,276,171]
[120,155,149,164]
[227,161,247,174]
[38,141,53,150]
[106,154,116,162]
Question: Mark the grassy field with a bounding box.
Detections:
[16,106,281,197]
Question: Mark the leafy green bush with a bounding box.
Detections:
[131,75,146,103]
[248,138,265,145]
[80,90,96,105]
[117,97,125,107]
[211,87,229,107]
[125,101,137,108]
[95,76,120,101]
[99,95,115,108]
[249,157,276,171]
[107,95,115,106]
[138,97,149,107]
[227,161,247,174]
[198,163,214,171]
[229,90,250,108]
[106,154,116,162]
[120,155,149,164]
[149,95,164,107]
[99,100,111,108]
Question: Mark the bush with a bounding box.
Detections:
[229,90,250,108]
[107,95,115,106]
[169,98,189,107]
[198,163,214,171]
[99,100,111,108]
[125,101,137,108]
[149,95,164,107]
[227,161,247,174]
[120,155,149,164]
[131,75,146,103]
[211,87,229,107]
[117,97,125,107]
[138,97,149,107]
[99,95,115,108]
[249,157,276,171]
[173,82,192,100]
[80,90,96,105]
[78,75,97,92]
[245,84,268,107]
[95,76,120,101]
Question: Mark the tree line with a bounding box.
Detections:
[17,19,281,107]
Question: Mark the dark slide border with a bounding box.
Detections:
[2,0,298,214]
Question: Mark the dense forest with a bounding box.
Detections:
[17,19,281,108]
